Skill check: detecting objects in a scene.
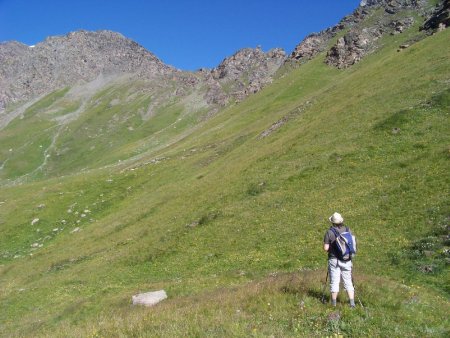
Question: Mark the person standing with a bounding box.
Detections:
[323,212,355,307]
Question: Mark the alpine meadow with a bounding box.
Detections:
[0,1,449,337]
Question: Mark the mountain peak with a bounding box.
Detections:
[0,30,175,108]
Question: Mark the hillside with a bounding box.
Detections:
[0,1,449,337]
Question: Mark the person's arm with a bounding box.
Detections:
[323,230,330,252]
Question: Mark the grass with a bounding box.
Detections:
[0,15,449,338]
[36,272,450,337]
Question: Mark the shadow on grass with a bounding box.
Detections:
[307,289,328,304]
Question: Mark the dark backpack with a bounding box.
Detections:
[330,226,357,261]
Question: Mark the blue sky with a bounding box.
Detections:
[0,0,360,70]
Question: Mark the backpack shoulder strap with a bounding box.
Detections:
[330,226,339,237]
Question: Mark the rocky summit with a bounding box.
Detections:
[0,30,173,110]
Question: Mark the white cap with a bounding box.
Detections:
[329,212,344,225]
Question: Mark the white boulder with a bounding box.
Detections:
[132,290,167,307]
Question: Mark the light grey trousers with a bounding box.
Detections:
[328,257,354,293]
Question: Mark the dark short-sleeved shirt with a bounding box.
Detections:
[324,225,351,259]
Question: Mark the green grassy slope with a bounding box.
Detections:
[0,27,449,337]
[0,80,207,182]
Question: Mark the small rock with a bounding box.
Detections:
[406,295,420,304]
[327,311,341,321]
[419,265,434,273]
[53,228,59,232]
[37,204,46,209]
[31,218,40,226]
[71,227,80,233]
[31,243,39,248]
[423,250,434,257]
[385,8,396,14]
[186,221,199,228]
[132,290,167,307]
[392,127,401,134]
[81,214,86,218]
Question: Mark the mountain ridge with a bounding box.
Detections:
[0,30,288,121]
[1,0,446,113]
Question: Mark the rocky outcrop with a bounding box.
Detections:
[325,10,416,69]
[360,0,429,12]
[206,47,286,105]
[290,34,329,61]
[289,0,398,64]
[289,6,370,62]
[422,0,450,31]
[211,47,285,82]
[326,28,383,68]
[390,17,415,34]
[290,0,432,69]
[203,75,229,106]
[325,0,430,68]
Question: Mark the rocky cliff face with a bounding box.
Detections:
[206,47,286,105]
[290,6,370,62]
[291,0,439,69]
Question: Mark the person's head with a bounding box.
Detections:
[329,212,344,226]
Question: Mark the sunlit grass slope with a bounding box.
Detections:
[0,80,207,182]
[0,28,449,337]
